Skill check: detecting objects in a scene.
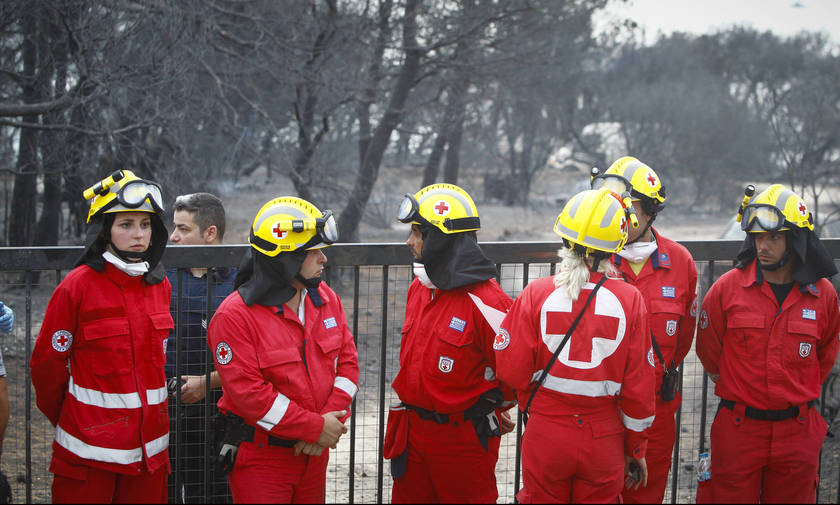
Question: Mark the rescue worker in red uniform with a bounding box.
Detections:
[696,184,840,504]
[385,183,515,503]
[30,170,173,503]
[207,196,359,503]
[590,157,698,503]
[496,187,657,503]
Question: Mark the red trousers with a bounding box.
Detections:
[622,402,677,504]
[50,457,167,504]
[518,410,624,504]
[227,440,329,504]
[697,404,827,504]
[391,410,500,504]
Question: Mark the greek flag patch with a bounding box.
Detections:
[802,309,816,320]
[323,317,338,329]
[661,286,676,298]
[449,316,466,332]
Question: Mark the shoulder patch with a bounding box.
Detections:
[699,310,709,329]
[215,341,233,365]
[51,330,73,352]
[493,328,511,351]
[323,316,338,329]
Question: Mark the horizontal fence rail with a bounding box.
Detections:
[1,239,839,504]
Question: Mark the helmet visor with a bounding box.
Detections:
[118,179,164,213]
[741,204,786,232]
[396,194,419,223]
[591,174,631,196]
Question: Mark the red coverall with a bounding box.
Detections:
[614,230,698,503]
[387,278,513,504]
[208,283,359,504]
[496,273,656,504]
[696,260,840,503]
[30,262,173,504]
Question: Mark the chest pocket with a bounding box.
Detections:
[785,320,818,367]
[424,324,476,382]
[148,312,174,366]
[81,317,132,376]
[649,299,685,346]
[258,348,301,387]
[726,313,766,357]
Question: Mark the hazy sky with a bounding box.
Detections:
[595,0,840,44]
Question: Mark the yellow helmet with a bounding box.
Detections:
[249,196,338,257]
[396,183,480,234]
[553,188,630,254]
[740,184,813,233]
[84,170,164,223]
[591,156,666,215]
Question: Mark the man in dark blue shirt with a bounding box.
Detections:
[166,192,235,503]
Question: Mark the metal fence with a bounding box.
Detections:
[1,240,839,503]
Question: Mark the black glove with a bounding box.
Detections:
[0,471,12,504]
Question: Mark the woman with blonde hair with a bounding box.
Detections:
[495,188,657,503]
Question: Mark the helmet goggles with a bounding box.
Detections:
[741,204,794,233]
[110,179,164,214]
[250,209,338,253]
[591,174,635,199]
[396,193,480,232]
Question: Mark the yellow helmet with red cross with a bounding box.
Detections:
[554,188,631,254]
[396,183,480,234]
[249,196,338,256]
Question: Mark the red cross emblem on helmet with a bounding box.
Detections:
[272,223,288,240]
[620,216,627,234]
[646,171,658,187]
[434,200,450,216]
[798,201,807,216]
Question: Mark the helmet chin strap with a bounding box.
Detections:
[295,273,322,289]
[108,242,149,262]
[625,215,655,246]
[758,249,792,271]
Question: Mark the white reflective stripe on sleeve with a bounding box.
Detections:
[55,425,142,465]
[540,374,622,398]
[67,376,142,409]
[623,412,655,432]
[256,393,291,431]
[146,386,168,406]
[334,376,358,400]
[144,431,169,457]
[468,292,507,334]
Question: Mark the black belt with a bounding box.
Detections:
[719,399,816,421]
[403,404,452,424]
[240,423,297,448]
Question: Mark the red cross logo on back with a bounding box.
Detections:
[541,285,625,368]
[434,201,450,216]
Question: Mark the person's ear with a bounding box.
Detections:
[203,225,218,244]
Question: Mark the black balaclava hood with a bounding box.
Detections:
[734,227,837,285]
[235,248,310,307]
[419,226,498,290]
[75,212,168,285]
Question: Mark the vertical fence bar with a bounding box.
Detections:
[376,266,389,504]
[513,262,530,504]
[349,265,360,504]
[670,362,685,504]
[203,273,213,502]
[173,269,183,503]
[24,272,32,504]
